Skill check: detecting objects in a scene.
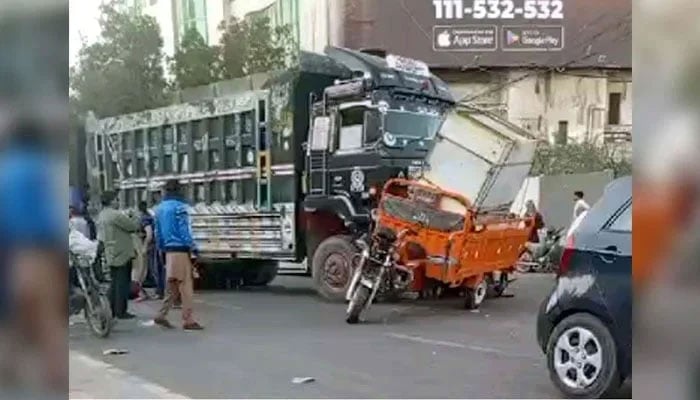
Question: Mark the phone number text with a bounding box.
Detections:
[432,0,565,20]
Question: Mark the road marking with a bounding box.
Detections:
[385,333,539,360]
[70,351,190,399]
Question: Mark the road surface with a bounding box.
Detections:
[69,273,628,399]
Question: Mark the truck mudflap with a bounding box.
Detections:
[190,203,297,261]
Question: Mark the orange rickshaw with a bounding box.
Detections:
[374,178,535,309]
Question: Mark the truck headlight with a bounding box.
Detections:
[383,132,397,146]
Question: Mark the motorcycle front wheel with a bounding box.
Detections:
[346,285,371,324]
[84,292,113,338]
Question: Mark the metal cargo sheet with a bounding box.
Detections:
[423,108,537,210]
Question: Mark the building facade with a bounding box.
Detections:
[127,0,231,58]
[340,0,632,145]
[231,0,345,55]
[232,0,632,145]
[129,0,632,145]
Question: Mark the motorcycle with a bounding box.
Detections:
[345,226,416,324]
[515,227,566,273]
[69,251,113,338]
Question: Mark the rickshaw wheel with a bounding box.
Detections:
[464,280,488,310]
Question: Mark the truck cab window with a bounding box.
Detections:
[364,110,382,144]
[337,106,365,152]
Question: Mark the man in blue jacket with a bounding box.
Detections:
[153,179,203,330]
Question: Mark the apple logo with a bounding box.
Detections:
[437,30,451,48]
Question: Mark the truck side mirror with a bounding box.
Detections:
[310,116,331,151]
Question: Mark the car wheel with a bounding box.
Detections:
[546,313,621,399]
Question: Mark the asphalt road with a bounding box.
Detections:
[69,273,629,399]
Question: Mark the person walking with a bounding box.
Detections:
[97,191,142,319]
[153,180,203,330]
[132,201,154,301]
[573,190,591,220]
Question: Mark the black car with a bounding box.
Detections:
[536,176,632,399]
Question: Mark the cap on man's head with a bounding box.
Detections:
[101,191,117,206]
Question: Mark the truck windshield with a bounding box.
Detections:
[384,111,444,139]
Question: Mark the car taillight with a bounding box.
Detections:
[558,235,575,276]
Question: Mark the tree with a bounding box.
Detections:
[70,1,169,118]
[170,27,221,89]
[531,141,632,178]
[218,16,297,80]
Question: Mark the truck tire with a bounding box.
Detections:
[312,235,357,302]
[242,261,279,287]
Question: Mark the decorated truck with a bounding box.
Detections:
[85,47,457,300]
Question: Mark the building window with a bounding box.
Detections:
[608,92,622,125]
[556,121,568,145]
[179,0,208,44]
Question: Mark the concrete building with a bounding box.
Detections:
[128,0,631,146]
[126,0,232,58]
[231,0,632,146]
[343,0,632,146]
[231,0,344,55]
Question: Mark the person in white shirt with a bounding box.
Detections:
[573,191,590,220]
[69,206,91,239]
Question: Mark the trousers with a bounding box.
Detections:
[156,252,195,323]
[108,261,132,317]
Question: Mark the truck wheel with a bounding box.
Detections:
[242,261,279,287]
[312,235,357,302]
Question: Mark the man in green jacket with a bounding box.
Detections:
[97,191,142,319]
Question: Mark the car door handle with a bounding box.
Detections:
[597,246,618,264]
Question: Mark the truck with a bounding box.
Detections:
[85,47,456,301]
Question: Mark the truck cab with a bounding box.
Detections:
[302,48,456,300]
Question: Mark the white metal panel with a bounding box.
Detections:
[424,109,537,210]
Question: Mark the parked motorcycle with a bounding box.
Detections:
[515,227,565,273]
[345,226,416,324]
[69,251,113,338]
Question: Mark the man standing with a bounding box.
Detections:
[153,180,203,330]
[97,191,141,319]
[132,201,154,301]
[573,190,591,220]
